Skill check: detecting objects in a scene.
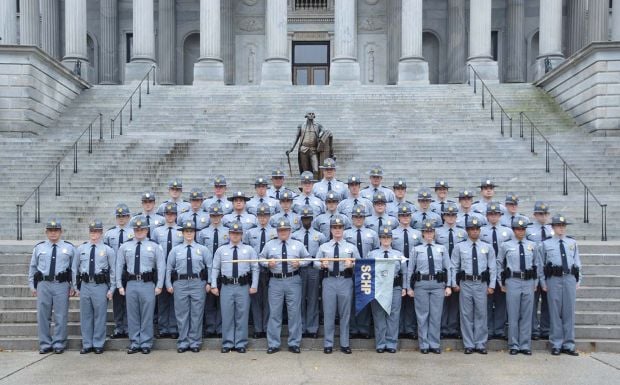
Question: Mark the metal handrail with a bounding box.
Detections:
[519,112,607,241]
[467,65,513,137]
[110,66,157,138]
[16,113,103,240]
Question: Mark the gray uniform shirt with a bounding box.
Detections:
[270,211,302,232]
[537,236,581,290]
[497,239,543,288]
[177,209,211,231]
[408,243,452,289]
[365,214,398,231]
[198,224,230,255]
[292,227,327,257]
[211,243,259,289]
[451,239,497,289]
[116,239,165,289]
[344,226,379,258]
[387,199,417,217]
[151,224,184,257]
[104,225,134,253]
[338,196,374,218]
[313,239,361,271]
[367,247,407,286]
[165,241,211,288]
[391,226,422,255]
[202,196,233,214]
[259,238,311,272]
[412,210,442,229]
[526,223,554,243]
[313,211,352,238]
[29,240,76,291]
[74,241,116,292]
[293,193,325,216]
[360,185,396,203]
[243,225,278,254]
[313,179,348,201]
[157,199,191,216]
[247,195,280,216]
[223,212,257,231]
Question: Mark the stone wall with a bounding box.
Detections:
[0,45,90,134]
[535,42,620,134]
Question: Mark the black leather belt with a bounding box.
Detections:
[463,274,484,282]
[127,272,155,283]
[178,273,200,280]
[269,271,300,279]
[80,272,109,284]
[41,271,71,283]
[221,273,251,286]
[508,271,536,280]
[327,269,353,278]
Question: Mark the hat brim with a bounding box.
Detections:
[227,196,251,202]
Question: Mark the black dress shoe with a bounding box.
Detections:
[236,347,246,353]
[80,348,93,354]
[127,347,140,354]
[288,346,301,354]
[158,332,170,339]
[540,334,549,340]
[39,347,53,354]
[509,349,519,355]
[205,332,218,338]
[520,350,532,355]
[171,333,179,339]
[376,348,385,353]
[217,333,222,338]
[464,348,474,354]
[141,348,151,354]
[398,333,406,339]
[323,347,333,354]
[177,347,188,353]
[420,349,429,354]
[267,347,280,354]
[340,346,352,354]
[561,349,579,356]
[94,348,104,354]
[53,348,64,354]
[386,348,397,354]
[221,347,231,353]
[531,335,540,341]
[551,348,561,356]
[191,347,200,353]
[477,348,488,355]
[359,334,371,340]
[253,332,261,339]
[430,348,441,354]
[111,332,127,339]
[410,333,418,340]
[308,333,318,339]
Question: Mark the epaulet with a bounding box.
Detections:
[447,199,456,203]
[381,185,389,189]
[107,226,116,231]
[405,200,414,205]
[35,241,45,246]
[64,241,74,246]
[473,209,483,214]
[207,195,214,199]
[135,212,143,215]
[473,200,480,204]
[81,241,88,245]
[182,200,188,203]
[566,235,575,240]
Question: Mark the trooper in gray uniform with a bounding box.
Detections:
[338,174,374,218]
[202,175,233,215]
[365,192,398,231]
[456,189,486,228]
[430,180,455,221]
[344,204,379,339]
[151,203,183,339]
[260,219,310,354]
[497,215,541,355]
[293,171,325,216]
[538,214,581,356]
[74,220,115,354]
[314,191,351,238]
[248,176,280,215]
[244,202,277,339]
[133,192,164,240]
[166,221,211,353]
[481,202,514,340]
[316,215,360,354]
[177,188,210,234]
[157,178,191,216]
[360,165,395,203]
[292,205,327,339]
[408,220,453,354]
[116,215,165,354]
[29,218,76,354]
[451,217,497,354]
[268,167,294,200]
[104,203,133,339]
[435,202,467,339]
[527,201,553,340]
[412,188,442,229]
[223,191,257,231]
[501,193,530,228]
[270,191,302,231]
[312,158,348,201]
[391,204,421,340]
[211,221,259,353]
[368,226,406,353]
[387,179,416,217]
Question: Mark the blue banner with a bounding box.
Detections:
[355,259,396,315]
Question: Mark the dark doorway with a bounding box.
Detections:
[292,41,330,85]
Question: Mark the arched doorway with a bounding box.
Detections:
[422,32,440,84]
[183,33,200,85]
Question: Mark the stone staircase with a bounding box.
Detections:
[1,243,619,352]
[1,84,618,241]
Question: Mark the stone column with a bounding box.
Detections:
[398,0,428,84]
[221,0,235,84]
[194,0,224,84]
[0,0,18,45]
[613,0,620,41]
[387,0,402,85]
[40,0,59,58]
[567,0,587,55]
[535,0,563,80]
[587,0,609,43]
[261,0,291,85]
[330,0,360,84]
[62,0,89,80]
[125,0,156,82]
[100,0,118,84]
[467,0,498,82]
[447,0,466,83]
[158,0,176,85]
[504,0,525,82]
[19,0,40,47]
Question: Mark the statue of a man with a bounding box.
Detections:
[286,112,333,179]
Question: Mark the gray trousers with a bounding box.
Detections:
[267,275,302,348]
[251,268,270,333]
[158,289,177,334]
[174,279,206,349]
[322,277,353,348]
[506,278,535,350]
[532,284,550,336]
[350,288,372,335]
[547,275,577,350]
[441,294,460,336]
[37,281,70,350]
[487,280,507,337]
[414,280,445,350]
[221,284,251,349]
[204,291,222,334]
[300,267,320,333]
[112,289,127,333]
[79,283,109,349]
[370,287,402,350]
[399,296,417,334]
[459,280,488,350]
[126,281,156,349]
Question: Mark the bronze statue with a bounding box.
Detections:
[286,112,333,179]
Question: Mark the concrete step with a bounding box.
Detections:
[575,299,620,312]
[575,311,620,325]
[0,309,113,323]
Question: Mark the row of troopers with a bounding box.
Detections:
[29,160,580,356]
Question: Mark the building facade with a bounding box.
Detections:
[0,0,618,85]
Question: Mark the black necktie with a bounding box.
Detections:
[233,246,238,278]
[440,202,446,223]
[192,213,198,240]
[281,241,288,274]
[378,217,383,229]
[166,227,173,257]
[464,213,469,227]
[422,212,427,221]
[333,243,340,275]
[260,228,266,253]
[472,242,479,276]
[559,239,569,273]
[354,198,358,205]
[260,197,264,203]
[519,241,526,272]
[403,229,410,259]
[213,228,219,252]
[384,250,389,259]
[356,229,363,257]
[276,190,280,199]
[119,229,124,245]
[146,215,151,239]
[89,244,96,277]
[448,228,454,257]
[186,245,193,275]
[427,244,435,274]
[49,244,57,276]
[492,226,498,256]
[305,197,310,205]
[134,241,141,275]
[541,226,547,240]
[236,214,241,221]
[328,181,332,191]
[304,230,309,250]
